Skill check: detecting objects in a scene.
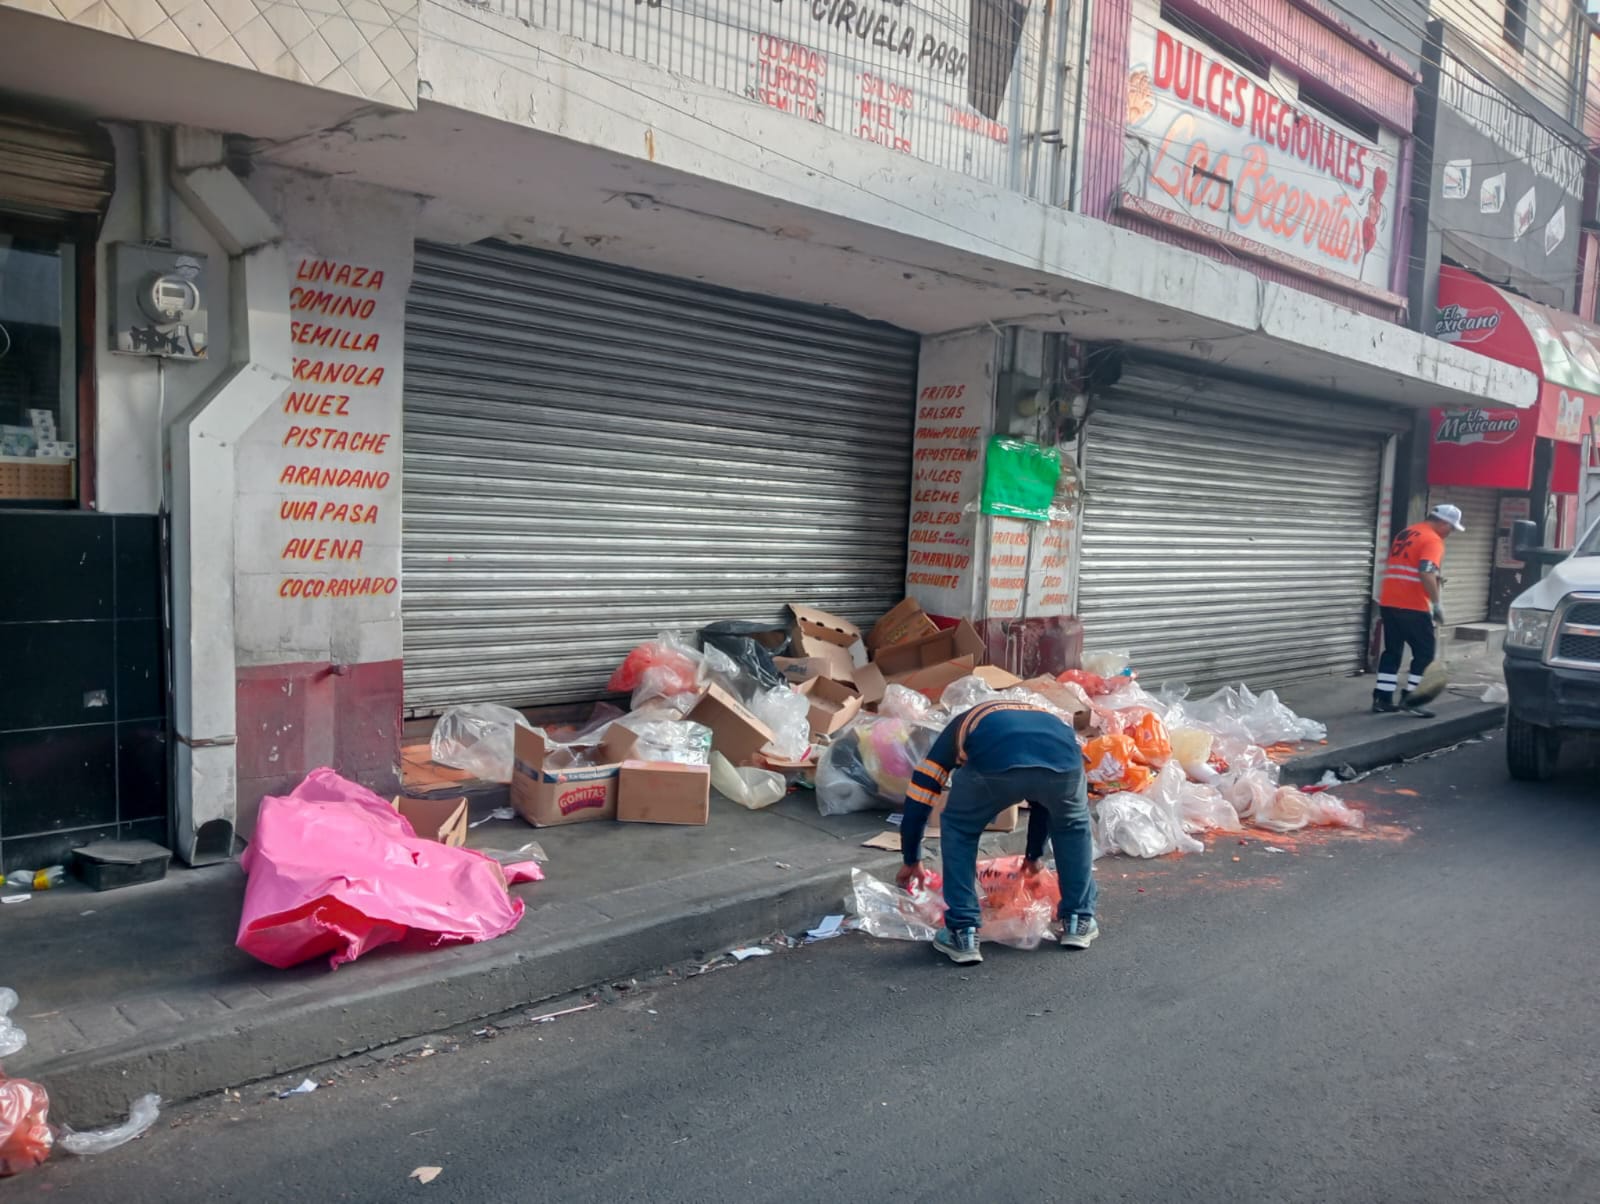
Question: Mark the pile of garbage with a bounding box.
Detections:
[426,597,1362,859]
[0,988,159,1178]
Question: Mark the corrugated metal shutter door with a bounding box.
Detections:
[0,114,113,223]
[1080,363,1389,690]
[402,242,918,713]
[1426,487,1497,626]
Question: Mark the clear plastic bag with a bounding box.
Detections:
[0,989,24,1059]
[849,861,1057,949]
[57,1093,160,1156]
[618,717,712,765]
[429,703,531,783]
[1095,790,1203,858]
[1169,727,1216,781]
[878,684,934,722]
[1146,763,1240,834]
[750,686,811,761]
[608,632,702,697]
[815,732,883,816]
[710,752,785,810]
[1252,786,1314,833]
[1306,791,1366,830]
[850,867,944,941]
[1186,684,1325,745]
[0,1072,52,1177]
[940,674,1002,714]
[1081,649,1133,677]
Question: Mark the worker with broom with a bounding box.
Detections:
[1374,503,1465,717]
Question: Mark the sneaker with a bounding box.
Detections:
[1059,914,1099,950]
[1371,698,1398,714]
[932,926,982,965]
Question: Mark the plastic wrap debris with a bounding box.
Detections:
[237,768,526,970]
[617,717,712,765]
[750,686,812,761]
[1482,682,1509,704]
[1057,668,1114,697]
[0,1072,51,1177]
[878,684,935,722]
[1251,786,1314,833]
[1081,650,1133,678]
[849,858,1057,949]
[1082,735,1154,794]
[709,753,785,810]
[479,843,548,884]
[428,703,532,784]
[941,675,1089,731]
[608,632,700,696]
[939,674,1002,715]
[857,717,937,800]
[1184,684,1326,745]
[0,989,24,1059]
[1095,789,1203,858]
[1147,763,1241,834]
[1306,790,1366,830]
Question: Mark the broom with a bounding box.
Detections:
[1405,612,1451,706]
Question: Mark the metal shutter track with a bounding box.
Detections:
[402,242,917,713]
[1427,487,1498,626]
[1081,366,1384,690]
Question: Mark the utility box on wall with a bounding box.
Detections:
[108,243,209,359]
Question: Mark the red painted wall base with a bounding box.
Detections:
[235,658,403,837]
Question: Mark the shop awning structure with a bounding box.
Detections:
[1430,265,1600,491]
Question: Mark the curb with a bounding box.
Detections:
[1279,703,1504,785]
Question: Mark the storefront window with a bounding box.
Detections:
[0,231,76,502]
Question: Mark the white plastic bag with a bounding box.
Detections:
[1082,649,1132,677]
[429,703,531,783]
[58,1093,161,1156]
[939,675,1002,715]
[1095,790,1203,858]
[750,686,812,761]
[1252,786,1314,833]
[0,986,25,1057]
[878,684,935,722]
[1306,790,1366,830]
[710,752,785,810]
[1148,763,1240,834]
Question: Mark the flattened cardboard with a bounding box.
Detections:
[510,725,638,827]
[617,761,711,825]
[972,665,1023,689]
[688,683,777,766]
[867,598,940,651]
[391,795,469,846]
[871,620,985,679]
[898,655,976,702]
[797,676,862,739]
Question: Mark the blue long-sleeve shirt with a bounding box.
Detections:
[901,702,1082,866]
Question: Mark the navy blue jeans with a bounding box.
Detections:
[939,763,1096,932]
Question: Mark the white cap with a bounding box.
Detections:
[1428,503,1466,532]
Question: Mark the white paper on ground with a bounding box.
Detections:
[729,947,773,961]
[806,915,845,942]
[277,1078,318,1098]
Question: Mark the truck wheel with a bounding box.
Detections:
[1506,713,1560,782]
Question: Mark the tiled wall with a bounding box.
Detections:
[0,511,169,874]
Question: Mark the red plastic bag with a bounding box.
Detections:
[0,1074,52,1177]
[1057,669,1112,697]
[1125,710,1172,767]
[976,855,1058,948]
[606,635,699,696]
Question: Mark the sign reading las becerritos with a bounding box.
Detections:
[1121,19,1397,298]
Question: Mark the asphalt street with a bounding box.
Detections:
[12,732,1600,1203]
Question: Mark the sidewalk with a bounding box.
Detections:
[5,667,1505,1125]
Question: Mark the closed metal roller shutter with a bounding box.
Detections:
[0,114,113,223]
[402,242,918,713]
[1080,360,1399,690]
[1426,487,1498,626]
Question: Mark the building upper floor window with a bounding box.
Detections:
[1504,0,1529,53]
[0,230,78,503]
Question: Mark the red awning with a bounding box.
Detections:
[1428,265,1600,491]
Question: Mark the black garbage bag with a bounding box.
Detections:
[698,621,790,695]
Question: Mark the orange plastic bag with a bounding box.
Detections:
[605,636,699,695]
[0,1074,52,1177]
[1125,710,1172,767]
[1082,734,1153,794]
[1057,669,1112,697]
[976,855,1058,949]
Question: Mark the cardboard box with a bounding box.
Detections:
[1019,675,1093,731]
[870,619,985,679]
[788,604,864,683]
[617,761,711,825]
[774,656,831,686]
[391,795,469,846]
[688,682,776,766]
[923,798,1022,835]
[867,598,940,652]
[510,725,640,826]
[798,676,862,739]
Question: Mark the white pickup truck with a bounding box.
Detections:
[1503,518,1600,780]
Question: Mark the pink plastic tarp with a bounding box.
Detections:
[238,768,530,970]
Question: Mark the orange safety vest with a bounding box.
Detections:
[1379,524,1444,612]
